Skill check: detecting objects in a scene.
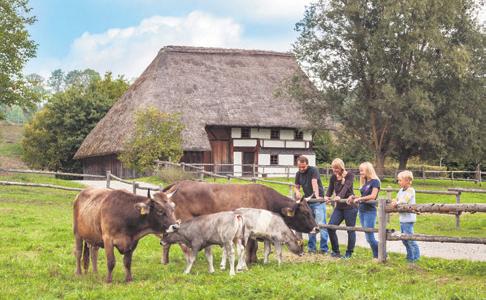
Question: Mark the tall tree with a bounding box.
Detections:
[293,0,485,174]
[22,72,129,172]
[0,0,37,111]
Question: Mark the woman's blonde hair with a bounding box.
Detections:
[359,162,380,187]
[331,158,347,184]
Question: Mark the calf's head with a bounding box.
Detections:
[281,198,319,234]
[134,190,179,233]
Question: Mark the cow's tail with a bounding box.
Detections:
[82,241,90,271]
[234,214,245,247]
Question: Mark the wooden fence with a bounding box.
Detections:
[307,198,486,263]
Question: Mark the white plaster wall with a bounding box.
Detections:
[251,128,271,139]
[286,141,307,148]
[280,129,294,140]
[233,151,242,176]
[279,154,294,166]
[262,140,285,148]
[233,139,257,147]
[258,153,270,165]
[303,131,312,141]
[304,155,316,166]
[231,128,241,138]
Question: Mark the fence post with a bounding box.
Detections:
[181,162,185,172]
[289,184,293,198]
[386,186,392,224]
[252,164,256,178]
[227,176,231,183]
[106,171,111,189]
[132,182,138,194]
[199,170,204,181]
[455,191,461,229]
[378,198,387,263]
[422,167,426,180]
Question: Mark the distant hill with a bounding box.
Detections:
[0,122,27,169]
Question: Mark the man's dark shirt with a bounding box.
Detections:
[295,166,324,198]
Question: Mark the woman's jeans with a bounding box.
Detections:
[328,207,358,255]
[400,222,420,262]
[359,209,379,258]
[308,202,329,253]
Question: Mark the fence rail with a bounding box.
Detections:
[0,168,105,179]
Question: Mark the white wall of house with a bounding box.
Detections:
[233,139,257,147]
[233,151,242,176]
[280,129,294,140]
[229,127,316,177]
[251,128,271,139]
[231,128,241,138]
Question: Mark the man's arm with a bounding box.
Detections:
[294,184,301,199]
[311,179,319,198]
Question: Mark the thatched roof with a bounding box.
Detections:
[74,46,318,159]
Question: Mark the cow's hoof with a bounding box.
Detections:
[220,266,226,270]
[229,272,236,276]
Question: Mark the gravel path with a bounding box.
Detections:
[76,180,486,262]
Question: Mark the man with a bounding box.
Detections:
[294,156,328,254]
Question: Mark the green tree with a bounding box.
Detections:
[119,107,184,173]
[0,0,37,110]
[22,72,129,172]
[293,0,485,174]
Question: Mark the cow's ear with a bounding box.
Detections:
[135,203,150,215]
[281,207,295,217]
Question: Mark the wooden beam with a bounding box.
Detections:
[0,181,82,191]
[387,233,486,244]
[385,203,486,214]
[319,224,378,233]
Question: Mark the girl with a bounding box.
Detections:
[348,162,380,258]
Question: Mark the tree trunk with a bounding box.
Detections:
[375,151,386,177]
[398,151,410,171]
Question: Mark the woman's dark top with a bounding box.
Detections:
[325,172,355,210]
[359,179,381,211]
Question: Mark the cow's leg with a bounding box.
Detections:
[180,243,192,264]
[75,236,83,275]
[274,241,282,266]
[162,243,171,264]
[220,246,227,270]
[225,242,236,276]
[204,246,215,274]
[123,241,138,282]
[184,247,199,274]
[236,239,246,272]
[263,240,271,264]
[91,246,99,273]
[104,239,116,283]
[82,241,90,273]
[245,239,258,264]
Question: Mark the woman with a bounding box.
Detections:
[348,162,380,259]
[324,158,357,259]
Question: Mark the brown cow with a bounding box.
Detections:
[161,180,318,264]
[73,187,178,283]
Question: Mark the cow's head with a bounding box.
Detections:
[287,235,305,256]
[134,189,179,233]
[280,197,319,234]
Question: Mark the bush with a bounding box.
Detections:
[156,167,195,184]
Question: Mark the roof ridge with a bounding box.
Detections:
[159,45,293,57]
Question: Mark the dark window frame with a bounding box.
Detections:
[293,154,302,166]
[270,154,279,165]
[294,130,304,140]
[241,127,251,138]
[270,129,280,140]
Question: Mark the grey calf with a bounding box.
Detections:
[161,211,244,276]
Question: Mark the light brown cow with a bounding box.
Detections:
[73,187,178,283]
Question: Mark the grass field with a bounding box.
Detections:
[0,176,485,299]
[0,122,26,169]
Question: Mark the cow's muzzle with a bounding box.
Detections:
[167,223,180,233]
[310,226,320,234]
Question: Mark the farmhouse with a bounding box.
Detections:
[74,46,322,178]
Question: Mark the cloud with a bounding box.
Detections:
[232,0,313,20]
[25,8,304,79]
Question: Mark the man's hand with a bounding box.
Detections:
[391,200,398,208]
[295,191,301,200]
[324,196,331,204]
[334,196,341,201]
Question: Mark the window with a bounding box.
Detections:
[270,129,280,139]
[294,130,304,140]
[270,154,279,165]
[294,154,302,166]
[241,127,250,138]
